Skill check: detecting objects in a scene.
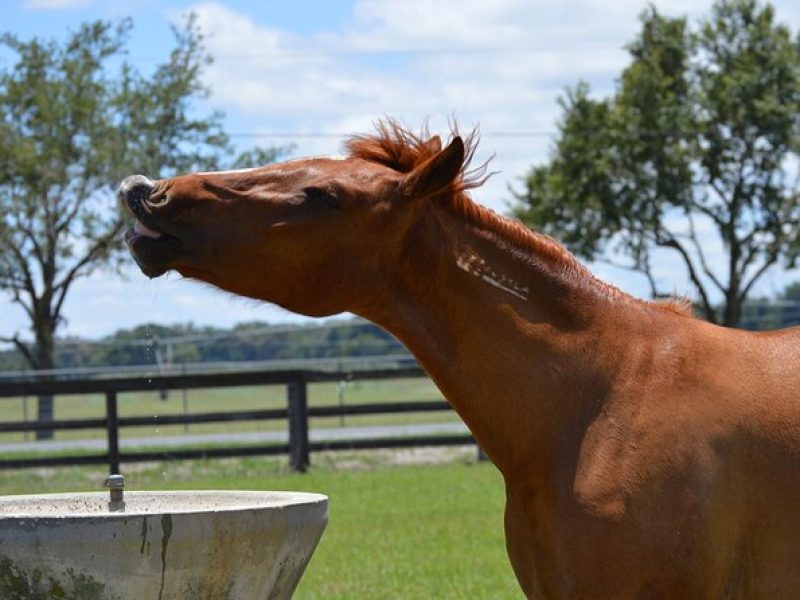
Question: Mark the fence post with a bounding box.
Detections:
[21,396,29,441]
[287,377,310,473]
[105,391,120,474]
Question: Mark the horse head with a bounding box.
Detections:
[120,125,467,317]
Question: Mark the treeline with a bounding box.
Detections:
[736,282,800,331]
[3,289,800,372]
[0,319,407,372]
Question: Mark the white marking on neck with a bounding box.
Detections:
[479,274,529,300]
[457,253,530,301]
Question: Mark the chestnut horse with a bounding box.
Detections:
[121,122,800,599]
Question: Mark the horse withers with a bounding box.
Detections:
[121,122,800,599]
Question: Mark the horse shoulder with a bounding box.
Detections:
[571,324,738,519]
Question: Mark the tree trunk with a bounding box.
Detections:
[722,294,743,328]
[34,321,56,441]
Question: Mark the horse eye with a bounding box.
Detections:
[304,187,340,211]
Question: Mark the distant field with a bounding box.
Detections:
[0,377,463,446]
[0,452,522,599]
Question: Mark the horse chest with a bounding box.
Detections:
[503,474,720,599]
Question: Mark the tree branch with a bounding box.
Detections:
[7,283,35,321]
[0,334,38,369]
[657,234,718,323]
[55,178,95,236]
[0,231,39,306]
[11,210,46,275]
[684,211,726,295]
[688,195,726,228]
[739,249,779,302]
[52,220,124,319]
[708,178,733,211]
[596,255,662,299]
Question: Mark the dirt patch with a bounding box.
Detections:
[314,445,481,471]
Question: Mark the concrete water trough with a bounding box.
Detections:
[0,481,328,599]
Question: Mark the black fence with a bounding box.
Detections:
[0,366,476,473]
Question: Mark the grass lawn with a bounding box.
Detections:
[0,378,462,445]
[0,452,522,599]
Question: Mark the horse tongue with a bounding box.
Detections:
[134,220,162,239]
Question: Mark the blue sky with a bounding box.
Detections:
[2,0,800,340]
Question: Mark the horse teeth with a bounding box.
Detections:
[134,220,162,239]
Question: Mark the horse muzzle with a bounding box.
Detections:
[119,174,182,278]
[119,173,154,210]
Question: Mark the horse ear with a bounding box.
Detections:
[402,136,464,200]
[422,135,442,154]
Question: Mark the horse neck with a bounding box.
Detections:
[357,201,629,477]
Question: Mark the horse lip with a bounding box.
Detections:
[124,217,168,245]
[120,187,175,243]
[119,175,184,278]
[133,220,162,239]
[125,221,181,247]
[125,228,183,278]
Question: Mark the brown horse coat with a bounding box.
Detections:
[121,122,800,598]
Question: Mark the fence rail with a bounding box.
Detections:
[0,366,477,473]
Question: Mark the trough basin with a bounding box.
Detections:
[0,490,328,599]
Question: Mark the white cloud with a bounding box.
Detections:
[6,0,796,339]
[348,0,529,48]
[163,0,800,306]
[178,1,641,211]
[22,0,91,10]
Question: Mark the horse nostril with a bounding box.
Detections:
[119,175,155,215]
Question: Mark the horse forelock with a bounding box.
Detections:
[344,119,490,193]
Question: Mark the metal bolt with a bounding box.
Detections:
[105,473,125,508]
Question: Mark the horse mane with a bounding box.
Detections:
[345,120,692,318]
[345,119,492,193]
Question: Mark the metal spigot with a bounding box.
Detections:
[105,473,125,511]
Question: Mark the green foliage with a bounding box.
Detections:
[0,17,224,369]
[779,280,800,301]
[0,16,285,373]
[231,144,295,170]
[512,0,800,326]
[737,278,800,329]
[0,318,408,371]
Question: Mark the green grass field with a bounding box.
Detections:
[0,377,462,446]
[0,453,523,599]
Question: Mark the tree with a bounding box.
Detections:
[779,280,800,302]
[511,0,800,327]
[0,17,283,437]
[739,279,800,329]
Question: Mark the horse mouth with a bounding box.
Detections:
[119,174,184,278]
[125,219,182,278]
